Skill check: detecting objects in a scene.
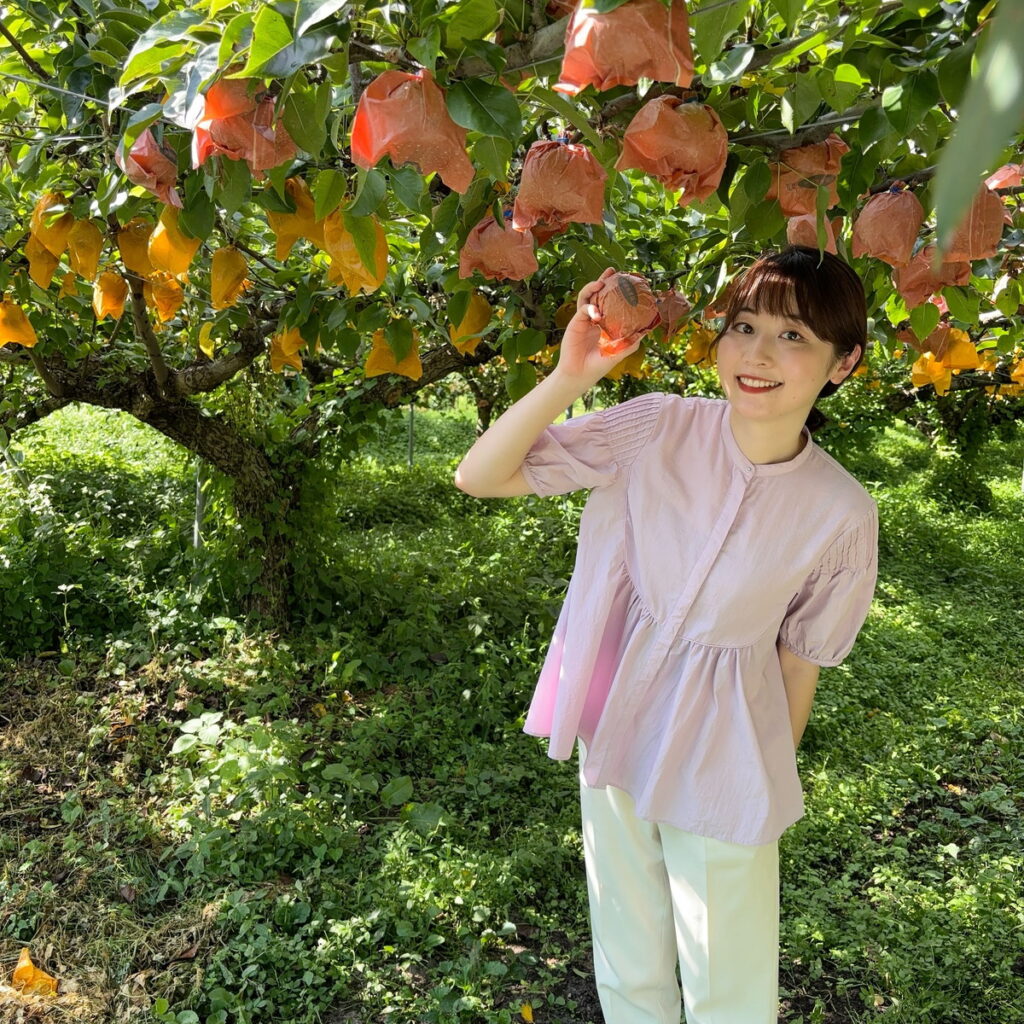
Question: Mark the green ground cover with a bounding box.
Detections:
[1,401,1022,1023]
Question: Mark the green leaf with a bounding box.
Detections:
[259,25,340,78]
[857,103,893,154]
[433,191,461,236]
[219,13,254,69]
[236,5,293,77]
[814,183,830,252]
[216,156,251,214]
[993,276,1020,317]
[446,80,522,143]
[881,70,940,137]
[768,0,804,31]
[516,328,546,359]
[780,71,821,133]
[743,161,771,203]
[441,0,499,49]
[180,175,215,241]
[282,82,330,156]
[121,9,206,85]
[934,7,1024,252]
[408,25,443,71]
[702,44,755,87]
[347,169,387,216]
[505,360,537,400]
[531,88,602,147]
[259,184,296,214]
[343,211,380,276]
[746,197,785,241]
[389,164,429,214]
[592,0,631,11]
[294,0,347,36]
[313,168,347,221]
[692,0,752,63]
[382,324,414,366]
[116,43,189,100]
[943,286,980,325]
[909,301,939,340]
[472,135,513,181]
[937,37,977,108]
[448,290,472,328]
[401,802,447,834]
[818,63,863,112]
[467,39,507,73]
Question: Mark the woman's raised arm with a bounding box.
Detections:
[454,271,641,498]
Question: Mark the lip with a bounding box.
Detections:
[736,375,782,394]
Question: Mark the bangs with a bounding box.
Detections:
[726,258,828,336]
[719,246,866,356]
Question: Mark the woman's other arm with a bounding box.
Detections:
[778,643,821,749]
[454,270,640,498]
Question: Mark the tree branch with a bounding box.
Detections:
[733,102,878,150]
[173,324,269,396]
[458,16,568,78]
[0,19,51,81]
[0,344,33,367]
[127,275,172,399]
[5,394,73,433]
[27,349,65,397]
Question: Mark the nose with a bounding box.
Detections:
[747,330,774,365]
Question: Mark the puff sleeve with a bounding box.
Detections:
[521,391,665,496]
[778,507,879,667]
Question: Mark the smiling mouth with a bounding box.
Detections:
[737,376,782,391]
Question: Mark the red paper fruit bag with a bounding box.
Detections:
[512,140,608,240]
[851,188,925,267]
[766,133,849,217]
[351,70,474,194]
[786,214,840,254]
[555,0,694,96]
[893,244,971,308]
[616,98,728,207]
[591,271,661,354]
[942,185,1005,261]
[116,129,182,208]
[459,214,539,281]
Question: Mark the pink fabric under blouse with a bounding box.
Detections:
[520,393,878,845]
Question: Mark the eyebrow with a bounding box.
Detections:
[736,306,810,327]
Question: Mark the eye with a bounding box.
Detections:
[782,330,805,342]
[731,320,753,334]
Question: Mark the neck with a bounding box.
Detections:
[728,407,809,465]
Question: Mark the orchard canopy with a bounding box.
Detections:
[3,0,1024,424]
[1,0,1024,619]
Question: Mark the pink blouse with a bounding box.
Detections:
[520,393,878,845]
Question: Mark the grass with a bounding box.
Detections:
[0,397,1022,1023]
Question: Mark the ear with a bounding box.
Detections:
[829,343,863,385]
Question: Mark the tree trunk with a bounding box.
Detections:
[133,399,301,625]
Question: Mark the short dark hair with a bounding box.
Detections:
[712,246,867,429]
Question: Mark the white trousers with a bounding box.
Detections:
[579,750,780,1024]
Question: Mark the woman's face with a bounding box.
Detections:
[715,305,861,427]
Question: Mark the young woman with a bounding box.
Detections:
[455,246,879,1024]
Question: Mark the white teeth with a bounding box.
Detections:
[739,376,780,389]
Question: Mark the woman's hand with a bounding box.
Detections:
[554,268,644,384]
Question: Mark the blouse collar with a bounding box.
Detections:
[721,406,816,477]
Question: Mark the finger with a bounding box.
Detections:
[576,280,605,311]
